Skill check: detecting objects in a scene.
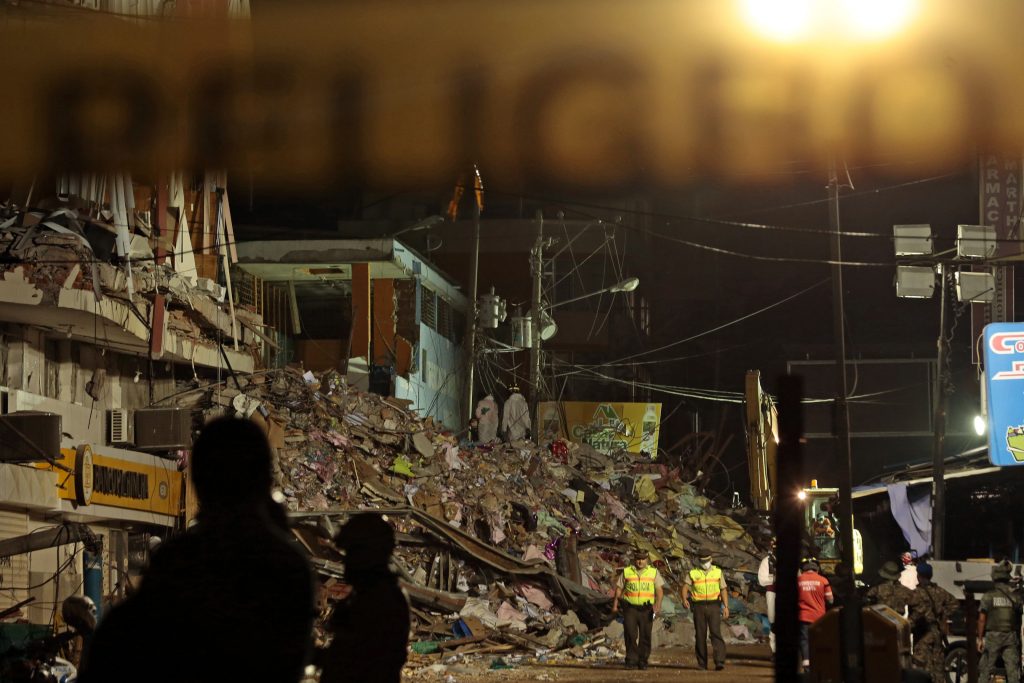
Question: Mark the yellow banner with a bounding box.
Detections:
[537,401,661,456]
[45,447,182,517]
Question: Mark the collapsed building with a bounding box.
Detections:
[0,178,771,677]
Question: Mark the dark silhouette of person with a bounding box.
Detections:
[318,513,410,683]
[79,417,316,683]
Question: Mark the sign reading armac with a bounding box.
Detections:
[47,447,182,517]
[984,323,1024,466]
[2,0,1024,188]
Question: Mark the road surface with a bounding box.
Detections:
[427,645,774,682]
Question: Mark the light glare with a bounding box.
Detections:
[974,415,987,436]
[797,490,808,501]
[742,0,814,42]
[840,0,917,39]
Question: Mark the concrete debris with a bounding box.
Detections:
[183,367,774,675]
[0,193,263,365]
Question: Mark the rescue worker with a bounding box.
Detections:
[757,538,777,655]
[865,560,914,616]
[611,546,664,670]
[908,562,958,683]
[797,559,833,672]
[682,552,729,671]
[978,561,1021,683]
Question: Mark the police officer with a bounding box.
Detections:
[979,561,1021,683]
[611,546,664,670]
[865,560,914,616]
[908,562,958,683]
[682,552,729,671]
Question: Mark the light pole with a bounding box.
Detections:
[741,5,923,680]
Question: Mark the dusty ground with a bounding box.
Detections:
[413,644,774,682]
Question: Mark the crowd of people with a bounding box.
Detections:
[757,540,1022,683]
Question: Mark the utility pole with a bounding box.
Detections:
[529,211,544,411]
[932,265,948,559]
[464,203,481,425]
[827,157,863,683]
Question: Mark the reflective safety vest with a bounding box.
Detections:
[689,566,723,602]
[622,566,659,606]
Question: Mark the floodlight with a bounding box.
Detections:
[895,266,935,299]
[893,224,933,256]
[956,224,996,259]
[955,270,995,303]
[538,310,558,341]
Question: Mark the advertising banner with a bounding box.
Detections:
[983,323,1024,466]
[537,401,661,456]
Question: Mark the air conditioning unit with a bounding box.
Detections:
[0,412,61,463]
[134,409,192,451]
[108,409,135,446]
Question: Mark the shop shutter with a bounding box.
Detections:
[0,509,29,611]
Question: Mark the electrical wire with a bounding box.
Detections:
[559,277,830,374]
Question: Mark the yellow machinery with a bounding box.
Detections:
[745,370,778,513]
[810,605,911,683]
[799,483,864,576]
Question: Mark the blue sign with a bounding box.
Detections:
[984,323,1024,466]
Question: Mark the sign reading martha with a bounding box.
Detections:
[983,323,1024,466]
[538,401,661,456]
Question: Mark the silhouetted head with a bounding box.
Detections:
[916,562,933,582]
[191,417,273,513]
[335,513,395,576]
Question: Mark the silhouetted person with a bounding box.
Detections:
[80,417,315,683]
[318,513,410,683]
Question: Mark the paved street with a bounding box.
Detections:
[435,645,774,682]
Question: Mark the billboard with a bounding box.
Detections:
[983,323,1024,466]
[537,401,661,456]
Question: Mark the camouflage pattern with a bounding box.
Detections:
[908,582,959,683]
[865,580,913,615]
[979,630,1020,683]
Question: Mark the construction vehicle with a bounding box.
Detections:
[798,482,864,576]
[745,370,863,575]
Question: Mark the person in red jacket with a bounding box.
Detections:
[797,559,833,672]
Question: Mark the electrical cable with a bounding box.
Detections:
[559,277,830,374]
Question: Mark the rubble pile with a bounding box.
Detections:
[194,367,773,674]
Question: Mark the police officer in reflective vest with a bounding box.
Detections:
[979,561,1022,683]
[612,546,664,670]
[682,552,729,671]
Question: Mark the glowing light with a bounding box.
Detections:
[839,0,918,40]
[741,0,918,43]
[974,415,987,436]
[741,0,815,42]
[797,490,808,501]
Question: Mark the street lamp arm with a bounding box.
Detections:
[544,277,639,310]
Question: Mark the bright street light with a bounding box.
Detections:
[609,277,640,293]
[741,0,919,42]
[974,415,987,436]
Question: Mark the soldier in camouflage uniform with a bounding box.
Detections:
[908,562,959,683]
[865,560,914,616]
[979,562,1021,683]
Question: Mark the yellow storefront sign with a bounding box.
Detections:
[537,401,661,456]
[40,447,182,517]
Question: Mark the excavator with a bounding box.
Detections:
[745,370,863,575]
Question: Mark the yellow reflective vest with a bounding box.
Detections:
[689,566,723,601]
[622,566,659,606]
